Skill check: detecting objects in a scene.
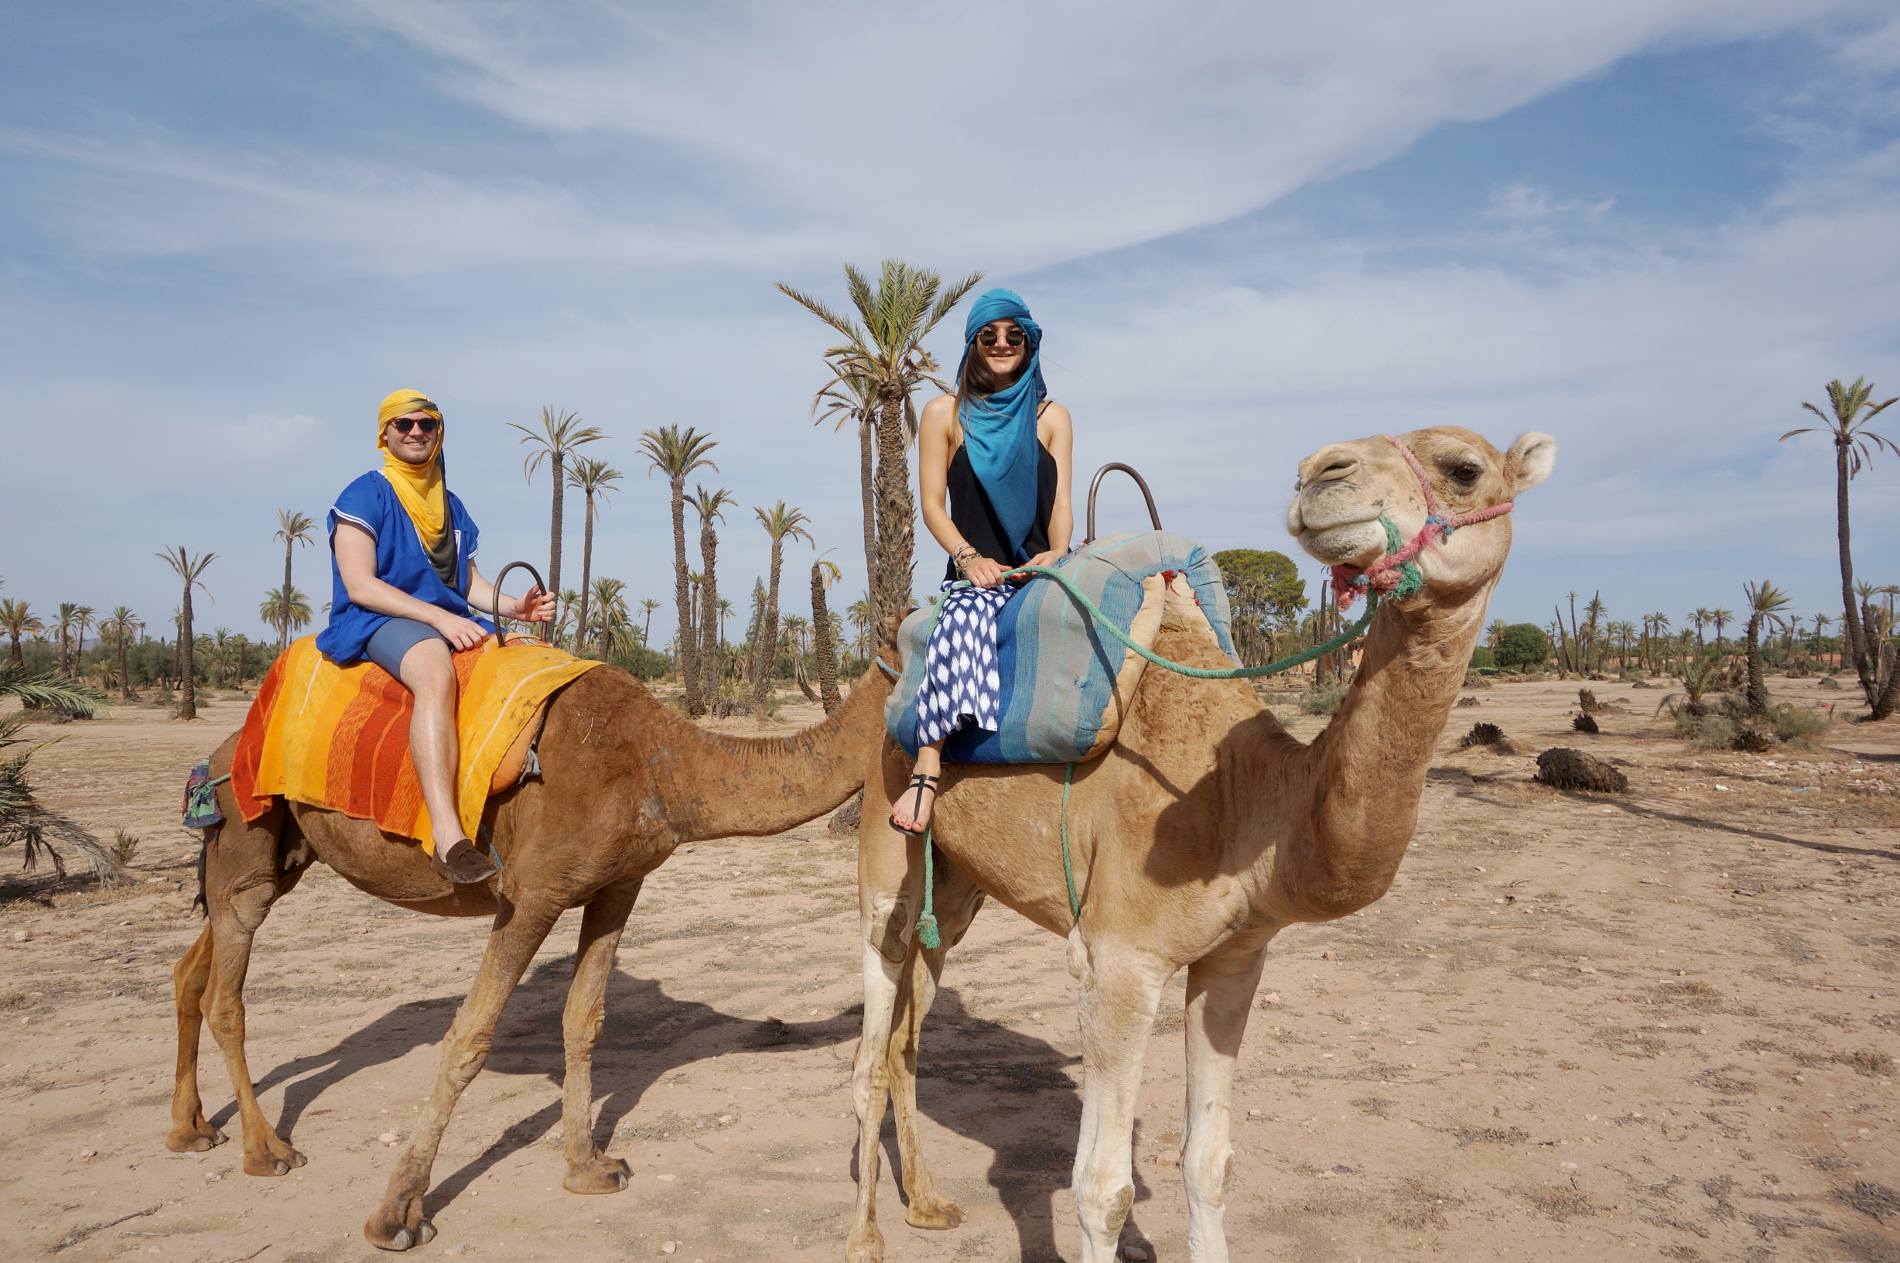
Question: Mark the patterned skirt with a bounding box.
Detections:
[914,580,1019,747]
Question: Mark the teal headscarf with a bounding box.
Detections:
[958,288,1047,564]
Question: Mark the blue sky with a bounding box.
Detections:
[2,1,1897,645]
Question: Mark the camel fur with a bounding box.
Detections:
[845,425,1556,1263]
[168,658,892,1251]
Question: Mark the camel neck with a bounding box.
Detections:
[1264,588,1490,922]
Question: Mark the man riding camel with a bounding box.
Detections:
[314,389,556,884]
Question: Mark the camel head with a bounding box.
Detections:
[1286,426,1555,604]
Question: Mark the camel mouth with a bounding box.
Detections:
[1296,520,1386,569]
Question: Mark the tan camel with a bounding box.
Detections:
[169,658,891,1251]
[845,425,1556,1262]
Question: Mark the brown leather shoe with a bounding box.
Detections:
[431,838,499,884]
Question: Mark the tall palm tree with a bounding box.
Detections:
[688,485,738,712]
[1782,378,1897,713]
[588,577,629,659]
[0,600,45,667]
[1812,612,1833,661]
[54,603,81,675]
[1484,619,1508,651]
[639,426,718,707]
[259,586,312,648]
[847,598,873,661]
[564,457,622,660]
[72,606,94,678]
[1646,613,1671,675]
[512,407,606,645]
[1742,580,1791,715]
[100,606,138,697]
[638,598,662,647]
[715,597,733,647]
[810,371,881,600]
[810,557,844,713]
[750,502,813,702]
[1582,592,1607,673]
[272,510,317,653]
[777,260,983,634]
[156,547,215,719]
[1709,607,1733,656]
[1690,608,1711,649]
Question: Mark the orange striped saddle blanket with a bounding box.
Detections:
[230,635,602,845]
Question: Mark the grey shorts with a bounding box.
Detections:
[364,617,449,680]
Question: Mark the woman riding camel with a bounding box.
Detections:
[890,289,1074,835]
[315,389,556,884]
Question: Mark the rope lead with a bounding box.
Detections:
[916,829,941,950]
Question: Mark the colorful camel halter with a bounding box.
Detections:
[1327,435,1516,612]
[912,435,1517,942]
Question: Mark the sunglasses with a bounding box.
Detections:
[977,327,1025,348]
[388,416,439,434]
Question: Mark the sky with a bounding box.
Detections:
[2,0,1898,646]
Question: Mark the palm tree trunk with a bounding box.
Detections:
[859,414,877,598]
[753,541,785,704]
[670,478,698,710]
[576,491,596,659]
[811,564,841,714]
[698,521,721,714]
[871,390,915,637]
[1834,439,1875,707]
[1745,615,1768,715]
[547,454,566,644]
[118,640,130,699]
[178,588,197,720]
[282,540,294,652]
[7,632,20,666]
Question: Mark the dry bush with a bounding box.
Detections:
[1458,722,1508,749]
[1573,713,1599,733]
[1456,695,1480,708]
[1301,681,1350,715]
[1535,747,1629,792]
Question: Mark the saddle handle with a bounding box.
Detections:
[1083,462,1163,546]
[489,561,549,646]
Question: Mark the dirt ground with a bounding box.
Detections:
[2,676,1897,1263]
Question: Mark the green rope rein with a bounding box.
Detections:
[911,516,1419,942]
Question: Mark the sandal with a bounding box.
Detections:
[888,773,941,837]
[431,838,500,884]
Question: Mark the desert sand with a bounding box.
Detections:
[1,676,1896,1263]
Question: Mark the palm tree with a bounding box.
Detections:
[750,503,814,702]
[847,598,873,661]
[54,603,80,675]
[72,606,95,679]
[809,371,881,599]
[777,260,983,634]
[689,485,738,712]
[638,598,662,647]
[156,547,215,720]
[810,557,844,713]
[715,598,733,647]
[1690,608,1710,650]
[1582,592,1607,673]
[565,458,622,660]
[1709,607,1733,656]
[1742,579,1791,715]
[0,600,45,667]
[639,426,718,706]
[100,607,138,697]
[1484,619,1508,651]
[1812,612,1833,663]
[588,577,629,659]
[1781,377,1898,714]
[1606,620,1637,670]
[272,510,317,653]
[512,407,606,645]
[260,586,312,648]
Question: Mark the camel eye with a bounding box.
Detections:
[1448,463,1481,486]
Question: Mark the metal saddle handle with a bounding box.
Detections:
[489,561,549,646]
[1082,462,1163,546]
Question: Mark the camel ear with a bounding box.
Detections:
[1505,432,1556,494]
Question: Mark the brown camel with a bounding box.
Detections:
[169,656,892,1251]
[845,425,1556,1262]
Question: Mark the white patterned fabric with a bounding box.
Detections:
[914,581,1018,747]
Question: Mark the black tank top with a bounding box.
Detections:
[944,441,1058,579]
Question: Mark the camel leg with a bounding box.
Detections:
[364,894,565,1251]
[201,873,308,1175]
[1180,944,1269,1263]
[845,752,914,1263]
[560,877,644,1194]
[1071,949,1170,1263]
[888,855,983,1230]
[166,923,222,1152]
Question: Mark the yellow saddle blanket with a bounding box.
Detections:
[231,635,602,848]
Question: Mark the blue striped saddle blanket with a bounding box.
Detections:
[885,530,1237,764]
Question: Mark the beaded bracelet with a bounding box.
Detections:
[952,544,979,572]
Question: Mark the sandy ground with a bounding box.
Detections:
[1,677,1897,1263]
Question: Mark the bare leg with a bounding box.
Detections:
[1181,943,1270,1263]
[1072,948,1170,1263]
[888,741,943,833]
[397,638,466,858]
[889,854,982,1230]
[364,893,566,1250]
[560,878,643,1194]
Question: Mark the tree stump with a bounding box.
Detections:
[1535,747,1628,792]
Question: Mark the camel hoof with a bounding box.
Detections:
[166,1126,226,1153]
[905,1198,964,1230]
[564,1157,632,1194]
[380,1227,414,1252]
[364,1213,427,1252]
[844,1223,886,1263]
[416,1220,436,1245]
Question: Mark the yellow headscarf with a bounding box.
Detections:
[377,389,446,547]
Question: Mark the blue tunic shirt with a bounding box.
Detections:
[314,471,492,665]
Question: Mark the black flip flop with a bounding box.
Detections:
[888,773,941,837]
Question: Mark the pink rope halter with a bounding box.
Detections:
[1328,435,1515,611]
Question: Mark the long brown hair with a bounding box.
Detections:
[956,336,1030,401]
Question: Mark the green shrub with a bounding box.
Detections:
[1469,647,1496,669]
[1494,624,1550,672]
[1768,702,1831,749]
[1302,681,1351,715]
[609,642,672,680]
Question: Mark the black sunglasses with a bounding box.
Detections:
[389,416,439,434]
[977,327,1025,348]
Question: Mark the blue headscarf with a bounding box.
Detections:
[958,288,1047,564]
